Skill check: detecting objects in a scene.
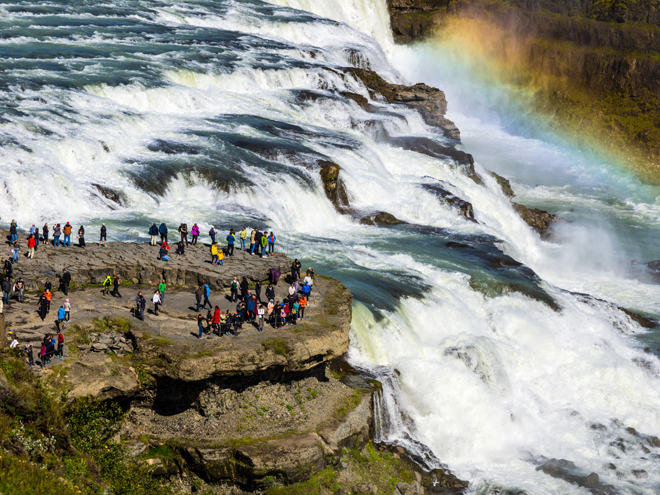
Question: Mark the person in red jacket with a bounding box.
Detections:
[27,235,35,259]
[212,306,221,334]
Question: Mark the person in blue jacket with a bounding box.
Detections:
[226,229,235,257]
[57,306,66,329]
[159,223,168,244]
[267,231,276,255]
[203,283,212,310]
[301,281,311,299]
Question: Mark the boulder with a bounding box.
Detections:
[359,212,405,226]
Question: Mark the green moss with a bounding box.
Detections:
[262,338,290,357]
[333,390,366,421]
[265,466,339,495]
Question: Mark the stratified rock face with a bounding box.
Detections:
[348,68,461,141]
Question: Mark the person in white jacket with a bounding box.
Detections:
[152,291,162,316]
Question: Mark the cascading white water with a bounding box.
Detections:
[2,0,660,492]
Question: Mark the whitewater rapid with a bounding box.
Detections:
[2,0,660,492]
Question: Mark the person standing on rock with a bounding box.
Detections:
[267,231,275,255]
[230,277,238,302]
[25,342,34,369]
[26,235,35,259]
[14,278,24,303]
[139,295,146,321]
[257,304,265,332]
[240,227,247,251]
[298,295,307,320]
[265,283,275,302]
[267,299,274,326]
[63,222,72,246]
[149,223,159,245]
[159,222,168,244]
[135,291,143,318]
[61,269,71,296]
[152,290,161,315]
[158,279,166,304]
[34,228,40,250]
[2,276,11,305]
[239,276,248,300]
[217,247,224,266]
[249,228,256,255]
[210,242,219,265]
[9,220,17,245]
[255,281,262,303]
[64,298,71,321]
[44,279,52,294]
[78,225,85,248]
[53,224,61,246]
[42,223,49,247]
[57,330,64,358]
[99,223,107,247]
[194,286,202,312]
[212,306,221,334]
[57,306,66,330]
[260,231,267,258]
[197,313,205,339]
[178,223,189,246]
[208,226,216,244]
[11,240,19,263]
[226,230,235,257]
[102,275,112,296]
[37,290,49,320]
[191,223,200,245]
[203,283,212,310]
[112,275,122,298]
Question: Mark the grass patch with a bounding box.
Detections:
[333,390,366,421]
[262,338,290,357]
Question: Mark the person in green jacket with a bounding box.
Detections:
[260,231,268,258]
[158,279,166,304]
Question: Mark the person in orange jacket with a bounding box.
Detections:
[63,222,72,246]
[298,295,307,320]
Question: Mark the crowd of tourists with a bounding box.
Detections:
[3,219,315,367]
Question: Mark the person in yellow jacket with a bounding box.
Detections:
[239,227,248,251]
[211,242,219,265]
[217,247,224,266]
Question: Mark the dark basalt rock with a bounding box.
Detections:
[421,183,475,221]
[536,458,616,495]
[359,212,405,225]
[319,161,350,213]
[512,203,559,240]
[91,183,126,207]
[347,68,461,141]
[489,171,559,239]
[389,136,481,183]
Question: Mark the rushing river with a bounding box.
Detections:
[2,0,660,492]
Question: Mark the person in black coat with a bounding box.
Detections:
[239,276,248,299]
[61,269,71,295]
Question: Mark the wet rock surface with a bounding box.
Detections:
[348,68,461,141]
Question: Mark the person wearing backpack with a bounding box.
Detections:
[267,231,276,255]
[102,275,112,296]
[53,224,61,246]
[9,220,17,245]
[159,223,168,244]
[112,275,122,298]
[226,230,235,256]
[230,277,238,302]
[149,223,159,245]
